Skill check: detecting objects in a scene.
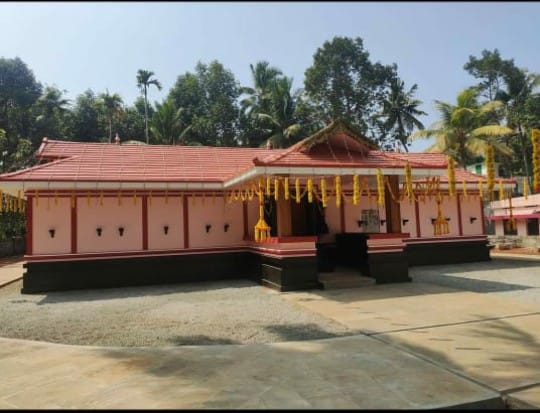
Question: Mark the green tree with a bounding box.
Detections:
[378,78,426,152]
[66,89,103,142]
[136,69,162,144]
[239,61,283,146]
[465,49,540,180]
[31,86,70,144]
[98,90,124,142]
[0,57,42,149]
[303,36,396,144]
[257,76,302,148]
[150,98,191,145]
[169,60,240,146]
[412,87,513,169]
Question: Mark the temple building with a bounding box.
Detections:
[0,120,514,293]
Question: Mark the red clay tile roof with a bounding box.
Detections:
[4,139,281,183]
[2,135,508,185]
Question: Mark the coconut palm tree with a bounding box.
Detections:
[150,98,191,145]
[257,76,302,148]
[99,90,124,143]
[379,78,426,152]
[411,87,513,169]
[136,69,162,144]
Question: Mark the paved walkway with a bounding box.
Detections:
[0,257,24,288]
[2,258,540,408]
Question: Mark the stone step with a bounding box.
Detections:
[318,272,375,290]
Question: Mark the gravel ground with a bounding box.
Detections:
[0,279,355,347]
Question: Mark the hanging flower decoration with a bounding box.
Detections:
[405,162,414,202]
[295,178,301,204]
[447,156,456,198]
[478,180,484,200]
[532,129,540,193]
[335,175,342,207]
[498,179,504,201]
[352,174,359,205]
[433,194,450,236]
[523,177,529,200]
[274,178,280,201]
[307,177,313,203]
[266,176,271,197]
[284,177,289,200]
[485,144,495,200]
[376,169,385,206]
[254,177,271,242]
[320,178,328,208]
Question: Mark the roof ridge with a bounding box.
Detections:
[0,156,79,180]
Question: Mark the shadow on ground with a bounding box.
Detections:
[35,278,260,305]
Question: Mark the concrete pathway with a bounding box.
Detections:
[0,335,501,409]
[0,257,24,288]
[284,267,540,408]
[2,258,540,408]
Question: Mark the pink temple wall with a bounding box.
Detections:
[418,196,459,237]
[32,197,71,254]
[148,196,184,250]
[399,200,417,237]
[77,197,142,253]
[460,196,483,235]
[188,196,244,248]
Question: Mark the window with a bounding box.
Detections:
[475,164,482,175]
[360,209,380,233]
[527,219,539,236]
[503,219,517,235]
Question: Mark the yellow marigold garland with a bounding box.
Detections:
[447,156,456,197]
[284,177,289,200]
[405,162,414,202]
[485,144,495,200]
[320,178,327,208]
[532,129,540,193]
[376,169,385,206]
[295,178,301,204]
[307,177,313,203]
[335,175,342,207]
[498,179,504,201]
[352,174,359,205]
[266,176,271,196]
[523,177,529,199]
[274,178,280,201]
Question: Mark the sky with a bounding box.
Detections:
[1,1,539,151]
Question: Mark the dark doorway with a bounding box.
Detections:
[291,197,327,236]
[264,197,277,237]
[264,196,328,237]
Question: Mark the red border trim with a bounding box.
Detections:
[26,195,33,255]
[142,195,148,250]
[71,196,77,253]
[368,233,409,239]
[265,236,317,243]
[24,244,317,262]
[404,235,486,244]
[457,194,463,236]
[414,200,421,238]
[183,195,189,248]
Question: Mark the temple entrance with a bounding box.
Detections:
[264,196,328,237]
